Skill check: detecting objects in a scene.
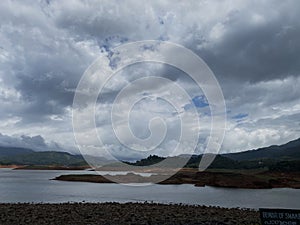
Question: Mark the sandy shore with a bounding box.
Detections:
[0,202,260,225]
[0,165,21,169]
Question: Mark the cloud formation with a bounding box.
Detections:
[0,0,299,157]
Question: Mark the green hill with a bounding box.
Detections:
[223,138,300,161]
[0,146,34,158]
[0,148,87,166]
[8,151,87,166]
[121,138,300,172]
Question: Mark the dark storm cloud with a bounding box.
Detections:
[16,74,75,121]
[193,2,300,83]
[0,1,98,122]
[14,39,93,120]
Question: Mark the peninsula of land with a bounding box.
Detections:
[54,168,300,189]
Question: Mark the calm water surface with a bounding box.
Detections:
[0,168,299,209]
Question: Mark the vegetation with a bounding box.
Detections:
[125,155,165,166]
[0,150,88,166]
[269,160,300,172]
[122,154,300,173]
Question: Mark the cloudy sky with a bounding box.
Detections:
[0,0,300,159]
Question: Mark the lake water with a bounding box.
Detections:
[0,168,299,209]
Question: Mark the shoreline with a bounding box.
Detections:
[3,166,300,189]
[0,202,260,225]
[13,165,89,170]
[0,165,21,169]
[0,165,89,170]
[53,169,300,189]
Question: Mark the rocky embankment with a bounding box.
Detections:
[0,202,260,225]
[54,169,300,189]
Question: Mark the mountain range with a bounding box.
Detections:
[0,138,299,170]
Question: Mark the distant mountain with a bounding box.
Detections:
[8,151,87,166]
[0,147,87,166]
[0,146,34,158]
[223,138,300,161]
[0,146,114,166]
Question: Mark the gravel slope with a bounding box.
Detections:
[0,202,260,225]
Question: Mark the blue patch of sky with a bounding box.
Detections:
[231,113,248,120]
[183,95,209,110]
[192,95,209,108]
[100,35,129,52]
